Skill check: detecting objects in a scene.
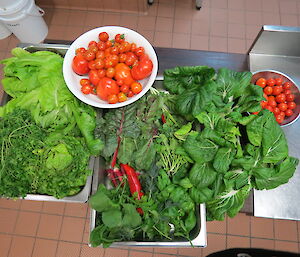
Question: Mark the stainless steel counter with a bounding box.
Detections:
[249,25,300,220]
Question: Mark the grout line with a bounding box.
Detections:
[6,208,21,257]
[54,202,67,257]
[79,205,90,257]
[30,202,44,257]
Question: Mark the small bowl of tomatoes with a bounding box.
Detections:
[63,26,158,108]
[251,70,300,127]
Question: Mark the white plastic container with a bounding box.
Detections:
[0,21,11,39]
[0,0,48,43]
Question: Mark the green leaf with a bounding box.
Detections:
[118,137,136,164]
[45,143,73,170]
[163,66,215,94]
[262,112,288,163]
[179,177,193,189]
[213,147,236,173]
[134,138,156,170]
[189,162,217,188]
[246,113,267,147]
[195,112,221,130]
[174,122,192,140]
[122,204,142,228]
[102,210,122,228]
[183,134,218,163]
[189,187,214,204]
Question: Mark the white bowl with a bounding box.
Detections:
[63,26,158,108]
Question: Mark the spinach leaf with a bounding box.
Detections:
[189,187,214,204]
[246,111,267,147]
[163,66,215,94]
[189,162,217,188]
[213,147,236,173]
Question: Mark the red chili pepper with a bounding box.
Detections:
[120,164,143,200]
[161,114,166,124]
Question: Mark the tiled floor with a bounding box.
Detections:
[1,0,300,256]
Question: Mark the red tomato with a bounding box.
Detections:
[76,47,86,55]
[114,63,135,86]
[268,100,277,108]
[283,81,292,90]
[88,40,97,48]
[273,107,280,115]
[110,46,119,55]
[279,111,286,118]
[131,82,143,94]
[256,78,267,88]
[81,84,93,94]
[275,77,283,86]
[287,101,296,110]
[89,70,101,86]
[88,60,96,70]
[266,78,275,87]
[122,41,131,52]
[119,53,127,63]
[265,105,273,113]
[106,67,115,78]
[96,77,119,101]
[96,50,105,59]
[275,93,286,103]
[88,45,98,53]
[272,85,283,95]
[107,94,118,104]
[284,89,291,95]
[131,43,137,52]
[120,84,130,93]
[263,86,273,95]
[127,90,134,97]
[278,102,288,111]
[115,33,125,43]
[80,78,91,86]
[125,52,138,66]
[84,50,96,61]
[105,40,113,48]
[99,32,109,42]
[118,92,127,102]
[275,114,284,124]
[131,55,153,81]
[72,55,89,75]
[135,47,145,57]
[97,41,106,51]
[286,94,295,102]
[98,69,106,78]
[116,79,124,86]
[268,95,275,101]
[94,58,105,69]
[261,100,268,109]
[285,109,293,117]
[104,54,119,68]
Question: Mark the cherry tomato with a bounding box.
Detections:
[110,46,119,55]
[286,94,295,102]
[268,100,277,108]
[278,102,288,111]
[287,101,296,110]
[98,69,106,78]
[105,40,113,48]
[94,58,105,69]
[84,50,96,61]
[272,85,282,95]
[284,89,292,95]
[266,78,275,87]
[131,43,137,52]
[96,50,105,59]
[263,86,273,95]
[256,78,267,88]
[120,84,130,94]
[80,78,91,86]
[89,69,100,86]
[131,82,143,94]
[116,79,124,86]
[263,93,269,101]
[275,77,283,86]
[265,105,273,113]
[114,63,135,86]
[97,41,106,51]
[261,100,268,109]
[279,111,286,118]
[72,55,89,75]
[104,55,119,68]
[127,90,134,97]
[122,41,131,52]
[285,109,293,117]
[273,107,280,115]
[131,54,153,81]
[107,94,118,104]
[118,44,126,53]
[119,53,127,63]
[118,92,127,102]
[135,46,145,57]
[88,60,96,70]
[275,93,286,103]
[283,81,292,90]
[106,67,115,78]
[76,47,86,55]
[268,95,275,101]
[125,52,138,66]
[99,32,109,42]
[275,114,284,124]
[88,45,98,53]
[88,40,97,48]
[81,84,93,94]
[96,77,119,101]
[115,33,125,43]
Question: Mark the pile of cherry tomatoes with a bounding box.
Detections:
[256,76,297,124]
[72,32,153,104]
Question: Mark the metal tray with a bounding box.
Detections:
[0,43,95,203]
[89,79,207,248]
